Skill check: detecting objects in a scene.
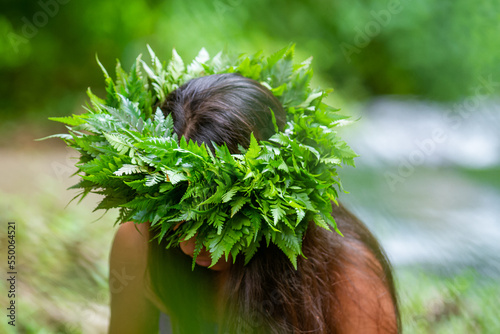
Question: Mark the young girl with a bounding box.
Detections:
[108,73,400,333]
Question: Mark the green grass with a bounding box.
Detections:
[0,149,116,333]
[398,269,500,333]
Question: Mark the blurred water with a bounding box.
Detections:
[337,97,500,278]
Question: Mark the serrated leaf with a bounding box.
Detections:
[114,164,148,176]
[230,196,248,217]
[167,48,185,81]
[164,170,187,184]
[48,115,87,126]
[245,133,261,160]
[145,173,164,186]
[271,204,286,225]
[222,187,239,203]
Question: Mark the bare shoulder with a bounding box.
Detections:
[110,221,150,265]
[108,221,160,334]
[108,221,150,298]
[326,204,398,333]
[332,239,398,333]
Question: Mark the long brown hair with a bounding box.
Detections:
[147,73,400,333]
[218,204,400,333]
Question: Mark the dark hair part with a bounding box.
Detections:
[159,73,286,152]
[148,73,400,333]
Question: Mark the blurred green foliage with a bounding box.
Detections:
[1,0,499,133]
[0,149,114,333]
[398,268,500,333]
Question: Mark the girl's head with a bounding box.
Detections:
[160,73,286,153]
[149,73,400,334]
[160,73,287,270]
